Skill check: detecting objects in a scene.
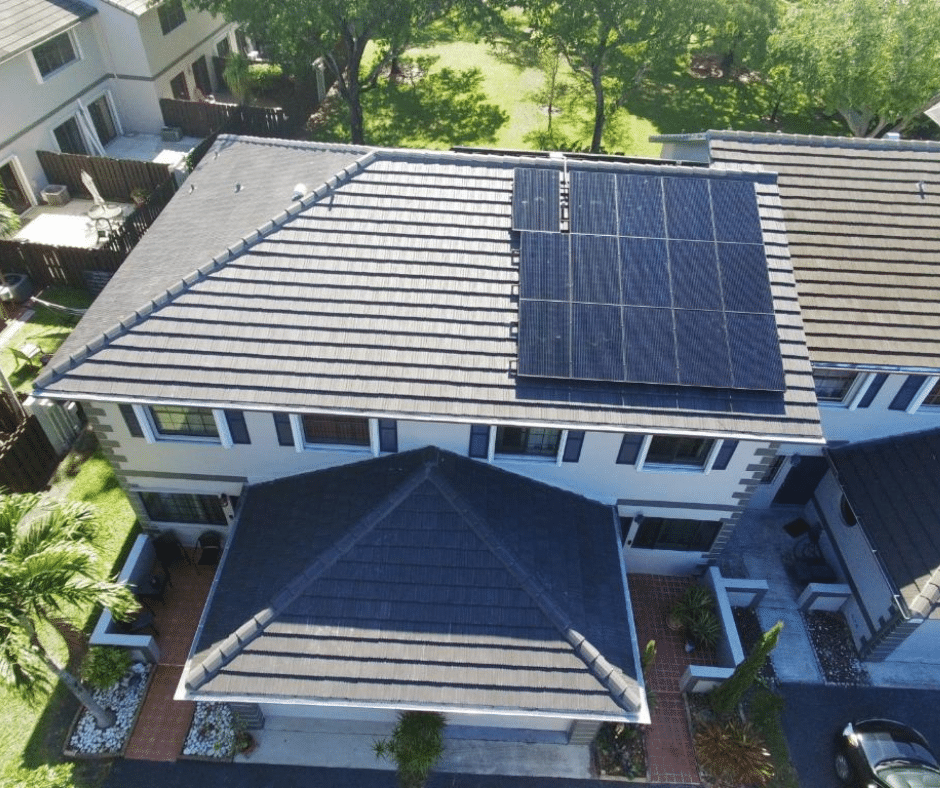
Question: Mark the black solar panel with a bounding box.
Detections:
[520,233,570,300]
[514,168,785,392]
[618,174,665,238]
[718,243,773,313]
[669,241,722,310]
[572,235,619,304]
[621,237,671,307]
[623,307,678,384]
[512,169,560,232]
[664,177,713,241]
[710,180,763,243]
[570,172,617,235]
[518,299,570,378]
[572,304,623,380]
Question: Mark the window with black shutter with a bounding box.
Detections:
[468,425,490,458]
[224,410,251,444]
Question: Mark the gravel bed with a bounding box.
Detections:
[68,663,151,755]
[182,702,236,759]
[804,610,870,685]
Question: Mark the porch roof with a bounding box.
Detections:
[829,429,940,618]
[182,447,644,720]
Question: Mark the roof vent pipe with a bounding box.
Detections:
[885,131,901,141]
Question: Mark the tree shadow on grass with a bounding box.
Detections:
[366,65,509,148]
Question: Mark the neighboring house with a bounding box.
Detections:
[0,0,238,212]
[655,131,940,505]
[33,136,824,738]
[811,429,940,663]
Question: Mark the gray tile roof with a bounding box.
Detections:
[183,447,643,719]
[829,430,940,618]
[35,136,823,442]
[0,0,96,63]
[668,131,940,371]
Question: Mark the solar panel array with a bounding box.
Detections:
[515,168,785,392]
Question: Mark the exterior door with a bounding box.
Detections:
[0,162,30,214]
[772,456,828,505]
[88,95,117,146]
[170,72,189,100]
[53,116,88,154]
[192,55,212,98]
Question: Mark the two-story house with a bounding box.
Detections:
[0,0,237,213]
[34,136,823,738]
[655,131,940,665]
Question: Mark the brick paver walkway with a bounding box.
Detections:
[629,573,719,785]
[124,557,215,761]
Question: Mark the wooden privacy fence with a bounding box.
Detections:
[160,98,292,139]
[0,240,124,292]
[0,414,58,493]
[37,151,172,203]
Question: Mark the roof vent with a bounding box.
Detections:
[234,182,242,193]
[885,132,901,141]
[291,183,308,201]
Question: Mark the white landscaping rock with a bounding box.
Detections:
[182,702,236,758]
[68,662,152,755]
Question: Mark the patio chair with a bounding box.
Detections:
[153,530,190,585]
[10,342,42,372]
[194,531,222,572]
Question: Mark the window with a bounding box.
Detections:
[33,32,77,77]
[149,405,218,439]
[919,379,940,408]
[645,435,714,468]
[494,426,560,457]
[0,162,31,214]
[301,414,369,446]
[158,0,186,35]
[760,455,785,484]
[216,37,232,58]
[141,492,226,525]
[53,117,88,155]
[631,516,721,552]
[170,71,189,100]
[88,95,117,146]
[813,369,858,403]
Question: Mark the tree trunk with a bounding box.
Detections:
[41,650,115,729]
[590,65,605,154]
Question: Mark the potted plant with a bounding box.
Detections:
[130,187,149,207]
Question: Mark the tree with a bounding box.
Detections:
[769,0,940,137]
[524,0,697,153]
[710,620,783,717]
[186,0,464,144]
[0,493,136,729]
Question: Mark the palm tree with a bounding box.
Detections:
[0,493,137,728]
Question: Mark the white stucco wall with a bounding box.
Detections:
[878,619,940,663]
[813,472,898,652]
[818,372,940,444]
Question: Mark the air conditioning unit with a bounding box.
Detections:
[161,126,183,142]
[41,184,70,206]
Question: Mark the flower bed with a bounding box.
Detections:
[64,662,152,757]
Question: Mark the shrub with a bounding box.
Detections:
[695,718,775,786]
[248,62,284,94]
[711,621,783,717]
[373,711,446,788]
[670,584,721,650]
[81,646,132,689]
[2,763,75,788]
[224,54,252,104]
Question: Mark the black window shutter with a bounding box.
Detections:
[224,410,251,444]
[273,413,293,446]
[617,433,644,465]
[468,425,490,458]
[378,419,398,453]
[712,439,738,471]
[562,430,585,462]
[889,375,927,411]
[119,404,143,437]
[857,373,887,409]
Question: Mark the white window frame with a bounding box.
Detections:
[813,368,868,408]
[492,425,563,463]
[288,413,377,455]
[133,404,224,445]
[908,375,940,413]
[30,28,82,83]
[85,89,123,147]
[636,435,722,474]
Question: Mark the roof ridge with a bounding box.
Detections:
[35,146,380,391]
[184,458,432,692]
[651,129,940,152]
[425,464,643,713]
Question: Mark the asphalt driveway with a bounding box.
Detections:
[780,682,940,788]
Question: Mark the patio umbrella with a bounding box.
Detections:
[80,170,106,208]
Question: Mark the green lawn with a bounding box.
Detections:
[1,287,92,393]
[0,444,138,787]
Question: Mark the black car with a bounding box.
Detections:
[836,719,940,787]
